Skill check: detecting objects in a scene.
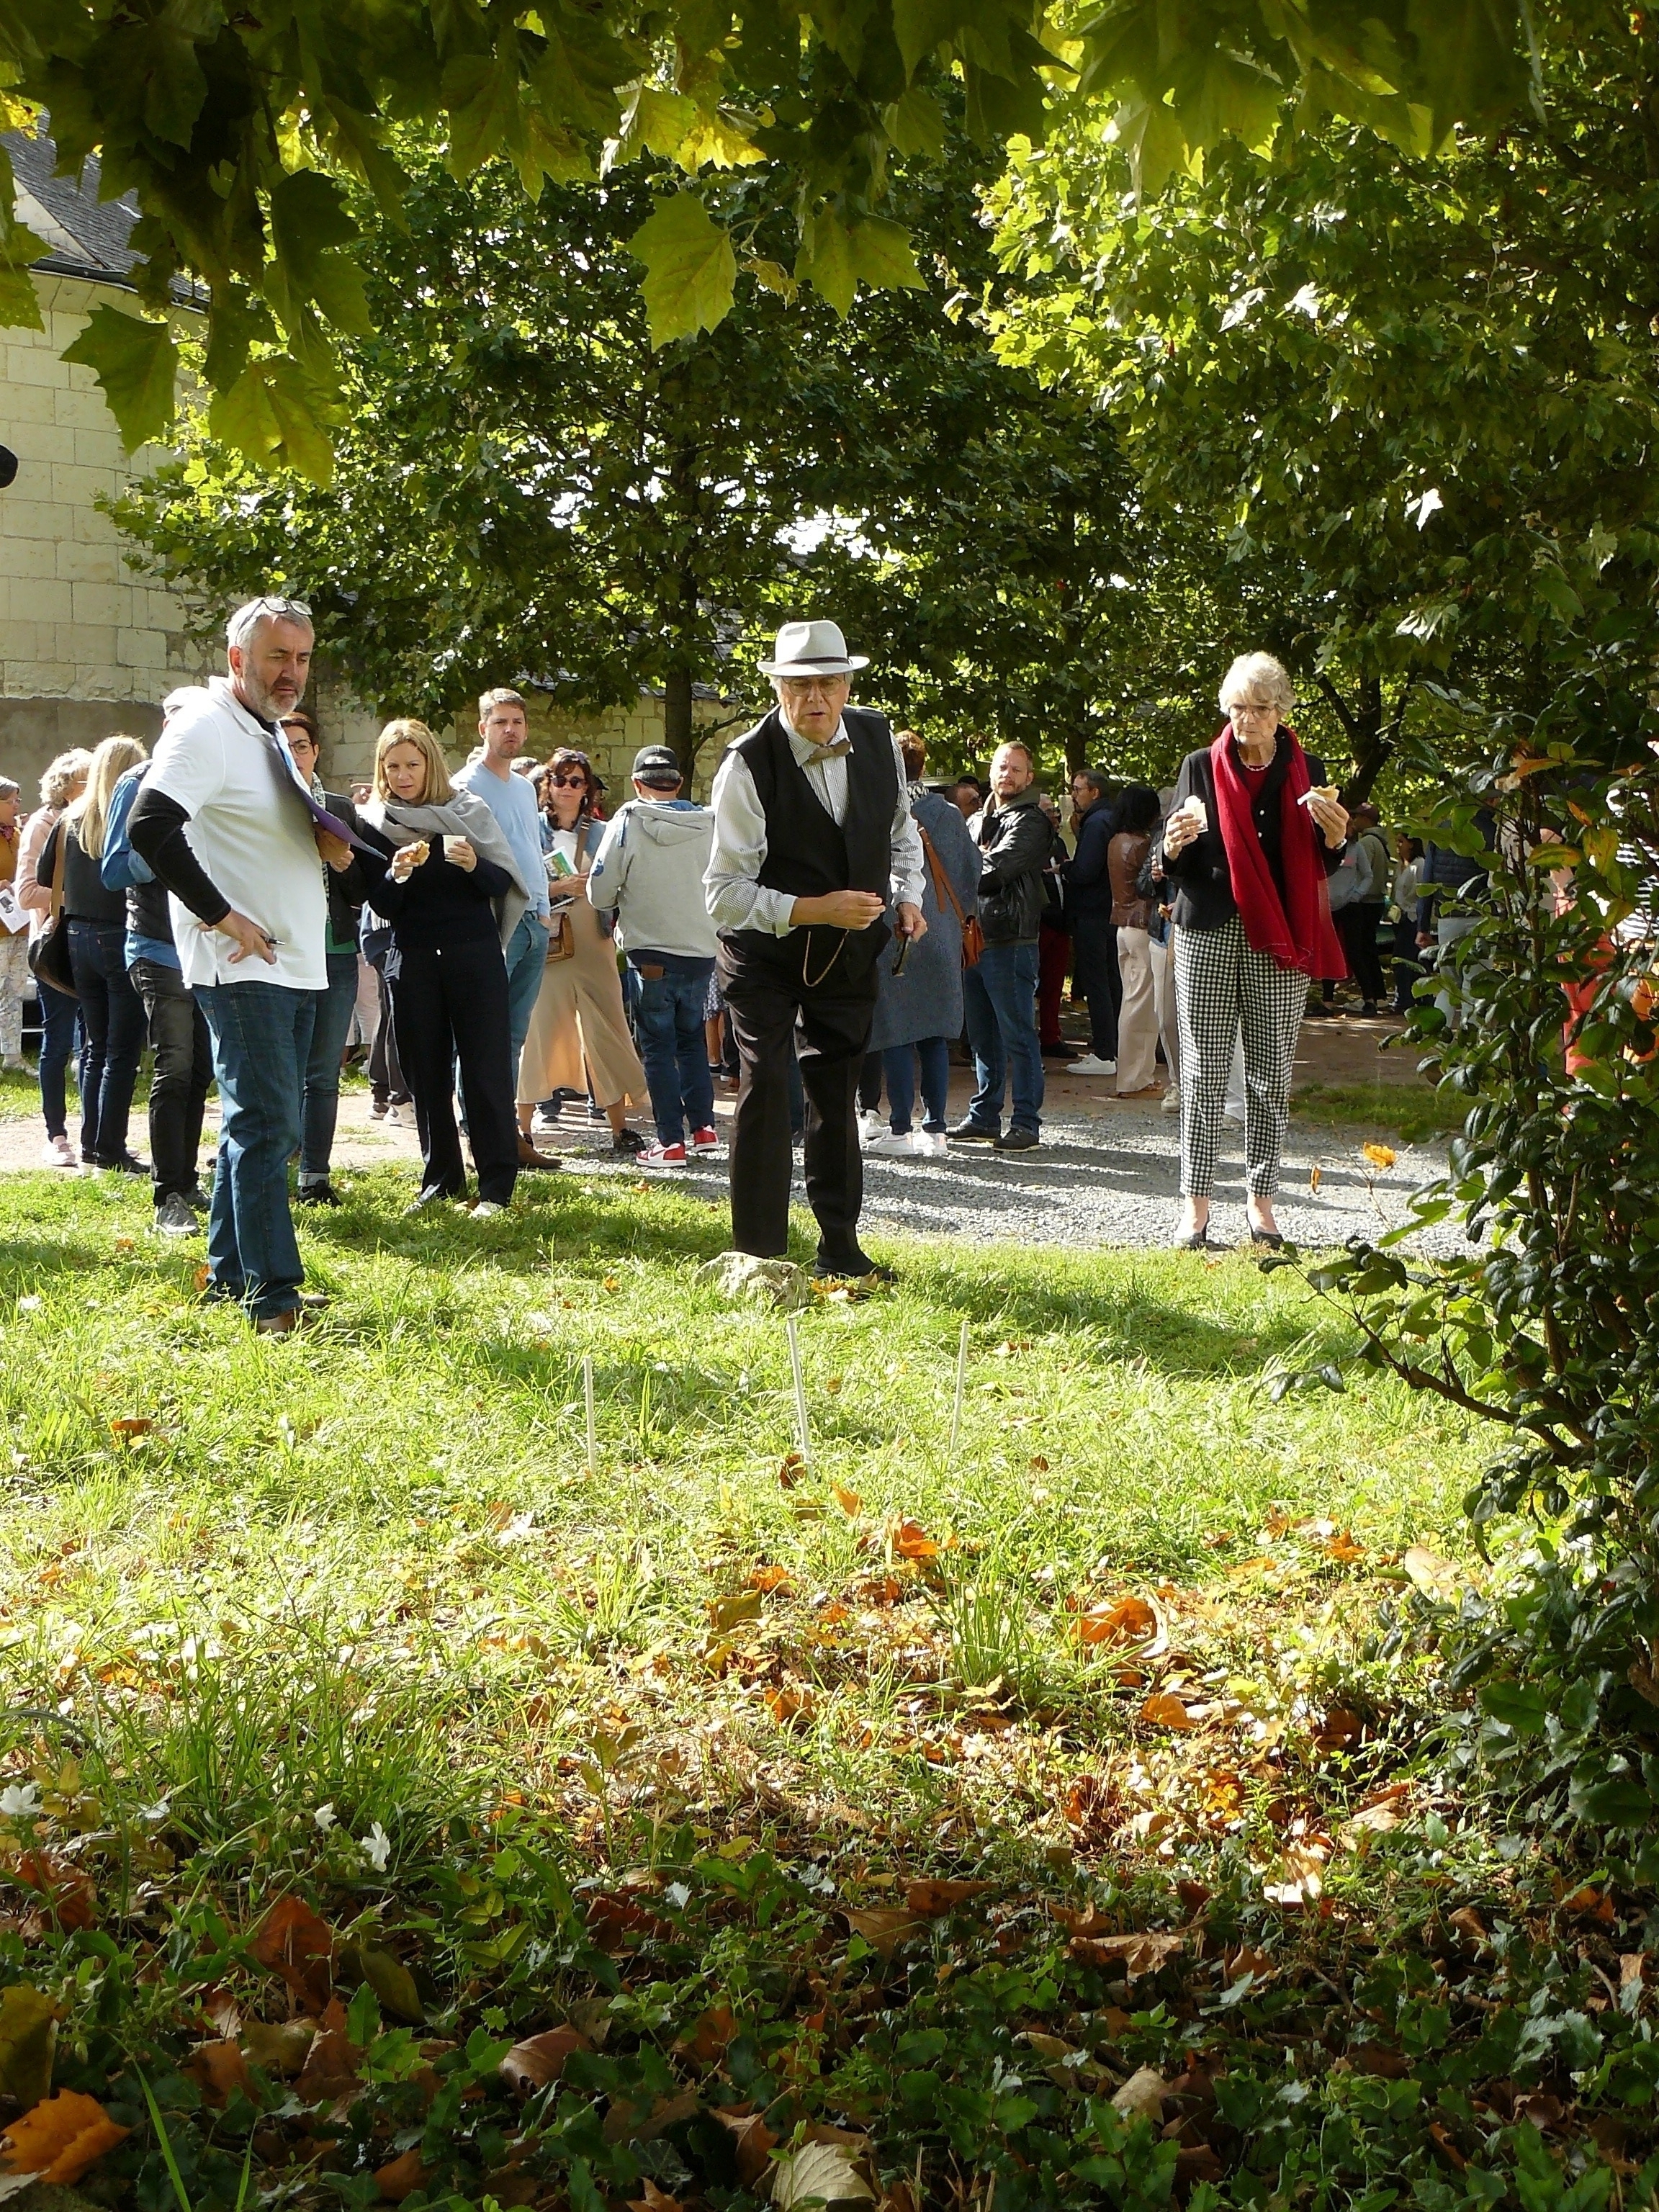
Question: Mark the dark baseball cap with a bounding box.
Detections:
[631,745,683,788]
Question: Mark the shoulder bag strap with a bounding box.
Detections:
[917,824,966,928]
[47,818,68,922]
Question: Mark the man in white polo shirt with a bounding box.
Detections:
[130,595,341,1334]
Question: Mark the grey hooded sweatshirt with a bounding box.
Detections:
[585,796,719,965]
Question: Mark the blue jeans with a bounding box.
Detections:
[36,979,81,1141]
[963,940,1044,1136]
[300,950,360,1184]
[66,918,146,1162]
[633,961,715,1147]
[197,981,315,1323]
[884,1038,950,1134]
[504,913,549,1087]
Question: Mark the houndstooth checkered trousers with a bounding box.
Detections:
[1173,917,1309,1197]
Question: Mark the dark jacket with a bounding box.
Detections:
[1164,735,1345,934]
[1066,798,1118,923]
[973,784,1051,946]
[356,824,513,955]
[320,790,369,952]
[1415,823,1493,936]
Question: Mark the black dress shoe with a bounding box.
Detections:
[1174,1224,1210,1249]
[1249,1226,1285,1249]
[995,1126,1040,1152]
[948,1118,999,1144]
[297,1182,343,1207]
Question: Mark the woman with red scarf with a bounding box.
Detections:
[1162,653,1350,1249]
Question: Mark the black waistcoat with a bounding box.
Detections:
[724,706,896,984]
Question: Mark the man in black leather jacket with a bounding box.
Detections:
[950,742,1051,1151]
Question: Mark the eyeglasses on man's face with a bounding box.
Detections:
[778,678,847,702]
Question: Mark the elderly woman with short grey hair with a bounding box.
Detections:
[1161,652,1349,1249]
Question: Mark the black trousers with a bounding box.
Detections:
[719,938,881,1267]
[130,957,211,1204]
[1339,902,1388,1006]
[1071,912,1121,1057]
[390,935,519,1205]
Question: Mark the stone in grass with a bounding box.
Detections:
[696,1253,811,1310]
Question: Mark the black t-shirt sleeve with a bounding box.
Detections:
[128,786,231,927]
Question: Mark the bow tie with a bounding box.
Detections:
[803,737,853,764]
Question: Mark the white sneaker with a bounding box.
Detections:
[1161,1082,1182,1116]
[858,1109,885,1145]
[1069,1054,1118,1076]
[916,1129,950,1157]
[42,1135,77,1168]
[385,1105,405,1127]
[531,1107,560,1136]
[152,1192,200,1236]
[471,1200,505,1218]
[868,1128,916,1156]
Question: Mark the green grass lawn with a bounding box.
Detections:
[1,1169,1642,2212]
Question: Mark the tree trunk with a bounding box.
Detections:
[662,662,694,768]
[1316,672,1413,804]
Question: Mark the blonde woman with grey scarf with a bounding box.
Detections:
[354,718,535,1215]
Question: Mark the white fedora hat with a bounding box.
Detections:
[759,619,869,678]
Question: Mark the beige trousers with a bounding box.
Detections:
[1114,926,1159,1092]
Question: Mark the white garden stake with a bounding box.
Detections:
[786,1314,810,1465]
[583,1352,597,1477]
[949,1317,968,1460]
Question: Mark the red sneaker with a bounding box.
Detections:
[638,1141,688,1174]
[690,1125,721,1154]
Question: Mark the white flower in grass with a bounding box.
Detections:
[0,1781,42,1819]
[313,1802,338,1833]
[359,1822,391,1871]
[16,1296,40,1313]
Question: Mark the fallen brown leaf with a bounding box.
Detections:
[1401,1545,1460,1601]
[1073,1595,1157,1647]
[294,1999,361,2104]
[628,2182,685,2212]
[240,2019,317,2076]
[833,1483,863,1517]
[186,2039,251,2108]
[681,2005,737,2063]
[500,2025,588,2093]
[891,1516,940,1560]
[251,1895,335,2013]
[0,2090,129,2184]
[109,1416,153,1438]
[375,2149,430,2201]
[905,1879,994,1915]
[1110,2067,1169,2121]
[1069,1931,1184,1978]
[714,2109,777,2188]
[748,1564,794,1593]
[844,1907,925,1955]
[1139,1693,1196,1730]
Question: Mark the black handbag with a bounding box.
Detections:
[27,819,78,1000]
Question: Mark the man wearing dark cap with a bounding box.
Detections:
[704,620,925,1280]
[586,744,720,1173]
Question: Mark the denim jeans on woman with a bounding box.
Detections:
[962,939,1044,1137]
[882,1037,950,1133]
[66,917,146,1164]
[35,981,80,1141]
[130,957,211,1205]
[300,949,360,1190]
[196,979,315,1323]
[632,960,716,1147]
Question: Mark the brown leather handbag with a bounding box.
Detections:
[920,824,983,968]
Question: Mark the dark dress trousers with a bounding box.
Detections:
[716,707,896,1268]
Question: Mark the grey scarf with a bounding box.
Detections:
[359,788,530,948]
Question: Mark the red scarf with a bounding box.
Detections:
[1210,724,1346,979]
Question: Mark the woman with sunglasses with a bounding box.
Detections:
[518,750,647,1154]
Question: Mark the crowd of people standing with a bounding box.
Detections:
[0,595,1476,1320]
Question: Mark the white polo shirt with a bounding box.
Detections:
[146,676,327,992]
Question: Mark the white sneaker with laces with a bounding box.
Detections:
[471,1200,505,1218]
[1069,1054,1118,1075]
[385,1105,405,1127]
[916,1129,950,1157]
[1161,1082,1182,1116]
[868,1128,917,1156]
[43,1134,77,1168]
[858,1109,885,1145]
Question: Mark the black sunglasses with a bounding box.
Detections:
[549,772,588,788]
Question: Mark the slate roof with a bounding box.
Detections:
[5,128,140,282]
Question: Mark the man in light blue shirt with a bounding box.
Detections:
[453,686,555,1165]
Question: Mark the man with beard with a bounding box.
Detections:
[130,595,341,1334]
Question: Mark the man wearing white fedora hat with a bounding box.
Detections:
[705,619,927,1280]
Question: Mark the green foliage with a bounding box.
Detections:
[60,302,179,450]
[0,0,1542,465]
[629,189,741,344]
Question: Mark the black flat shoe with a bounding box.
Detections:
[1249,1226,1285,1249]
